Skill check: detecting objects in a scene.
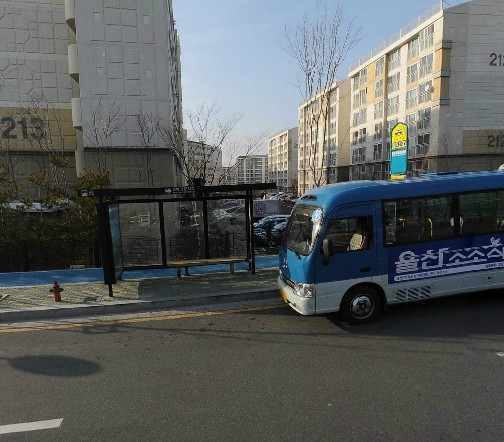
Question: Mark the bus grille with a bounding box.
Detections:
[395,286,432,302]
[281,272,295,289]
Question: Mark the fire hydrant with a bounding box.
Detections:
[49,281,63,302]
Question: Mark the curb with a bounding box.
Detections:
[0,289,281,322]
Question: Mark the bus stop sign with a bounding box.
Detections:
[390,122,409,179]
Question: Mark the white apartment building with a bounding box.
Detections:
[0,0,183,198]
[267,127,298,194]
[348,0,504,180]
[297,79,351,195]
[234,154,268,184]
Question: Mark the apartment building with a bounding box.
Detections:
[267,127,298,194]
[220,166,236,185]
[297,79,351,194]
[348,0,504,180]
[186,140,222,185]
[234,154,268,185]
[0,0,183,198]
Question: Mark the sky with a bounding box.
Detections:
[171,0,464,155]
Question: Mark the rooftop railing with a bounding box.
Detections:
[349,0,467,73]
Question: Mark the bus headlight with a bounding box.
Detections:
[294,283,314,298]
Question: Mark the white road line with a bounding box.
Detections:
[496,352,504,357]
[0,418,63,435]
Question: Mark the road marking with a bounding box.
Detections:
[0,303,286,333]
[497,352,504,357]
[0,418,63,435]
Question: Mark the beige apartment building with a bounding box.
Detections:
[348,0,504,180]
[267,127,298,194]
[297,79,351,195]
[0,0,183,199]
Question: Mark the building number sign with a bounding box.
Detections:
[0,116,45,140]
[490,53,504,67]
[488,134,504,148]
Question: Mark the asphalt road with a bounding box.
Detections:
[1,291,504,441]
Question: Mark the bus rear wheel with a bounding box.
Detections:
[340,286,381,324]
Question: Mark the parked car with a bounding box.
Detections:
[210,206,246,227]
[254,214,289,230]
[253,215,290,246]
[268,220,288,246]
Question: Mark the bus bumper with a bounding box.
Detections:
[278,275,316,315]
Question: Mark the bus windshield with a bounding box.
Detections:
[283,205,323,256]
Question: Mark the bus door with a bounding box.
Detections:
[315,203,377,312]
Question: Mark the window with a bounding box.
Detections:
[353,109,367,126]
[359,128,367,144]
[375,79,384,98]
[351,165,366,180]
[388,96,399,115]
[387,72,400,93]
[375,57,385,77]
[406,113,417,133]
[374,122,383,140]
[406,88,418,110]
[407,63,418,85]
[416,133,430,156]
[417,107,431,130]
[354,88,368,108]
[351,146,366,164]
[373,164,383,180]
[374,101,383,120]
[373,143,382,161]
[418,80,433,104]
[383,195,456,246]
[360,67,368,84]
[408,37,419,60]
[284,205,322,256]
[353,92,360,110]
[324,216,373,254]
[420,24,434,51]
[459,191,504,236]
[352,130,359,146]
[353,75,360,91]
[388,49,400,71]
[419,53,434,78]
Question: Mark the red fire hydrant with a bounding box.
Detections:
[49,281,63,302]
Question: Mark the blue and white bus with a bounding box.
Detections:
[278,171,504,324]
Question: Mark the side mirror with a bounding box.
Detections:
[322,238,333,262]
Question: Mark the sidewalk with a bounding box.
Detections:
[0,256,281,322]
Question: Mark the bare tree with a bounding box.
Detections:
[0,136,20,203]
[436,132,461,172]
[135,112,159,188]
[286,2,361,189]
[0,79,20,203]
[82,98,124,171]
[17,91,74,202]
[158,102,244,185]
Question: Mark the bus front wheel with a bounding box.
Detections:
[340,286,381,324]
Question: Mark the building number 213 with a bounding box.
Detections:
[0,116,45,140]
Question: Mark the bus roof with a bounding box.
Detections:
[299,171,504,210]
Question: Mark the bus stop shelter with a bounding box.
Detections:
[80,182,276,295]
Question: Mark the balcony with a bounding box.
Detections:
[68,44,79,82]
[65,0,76,32]
[71,98,82,129]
